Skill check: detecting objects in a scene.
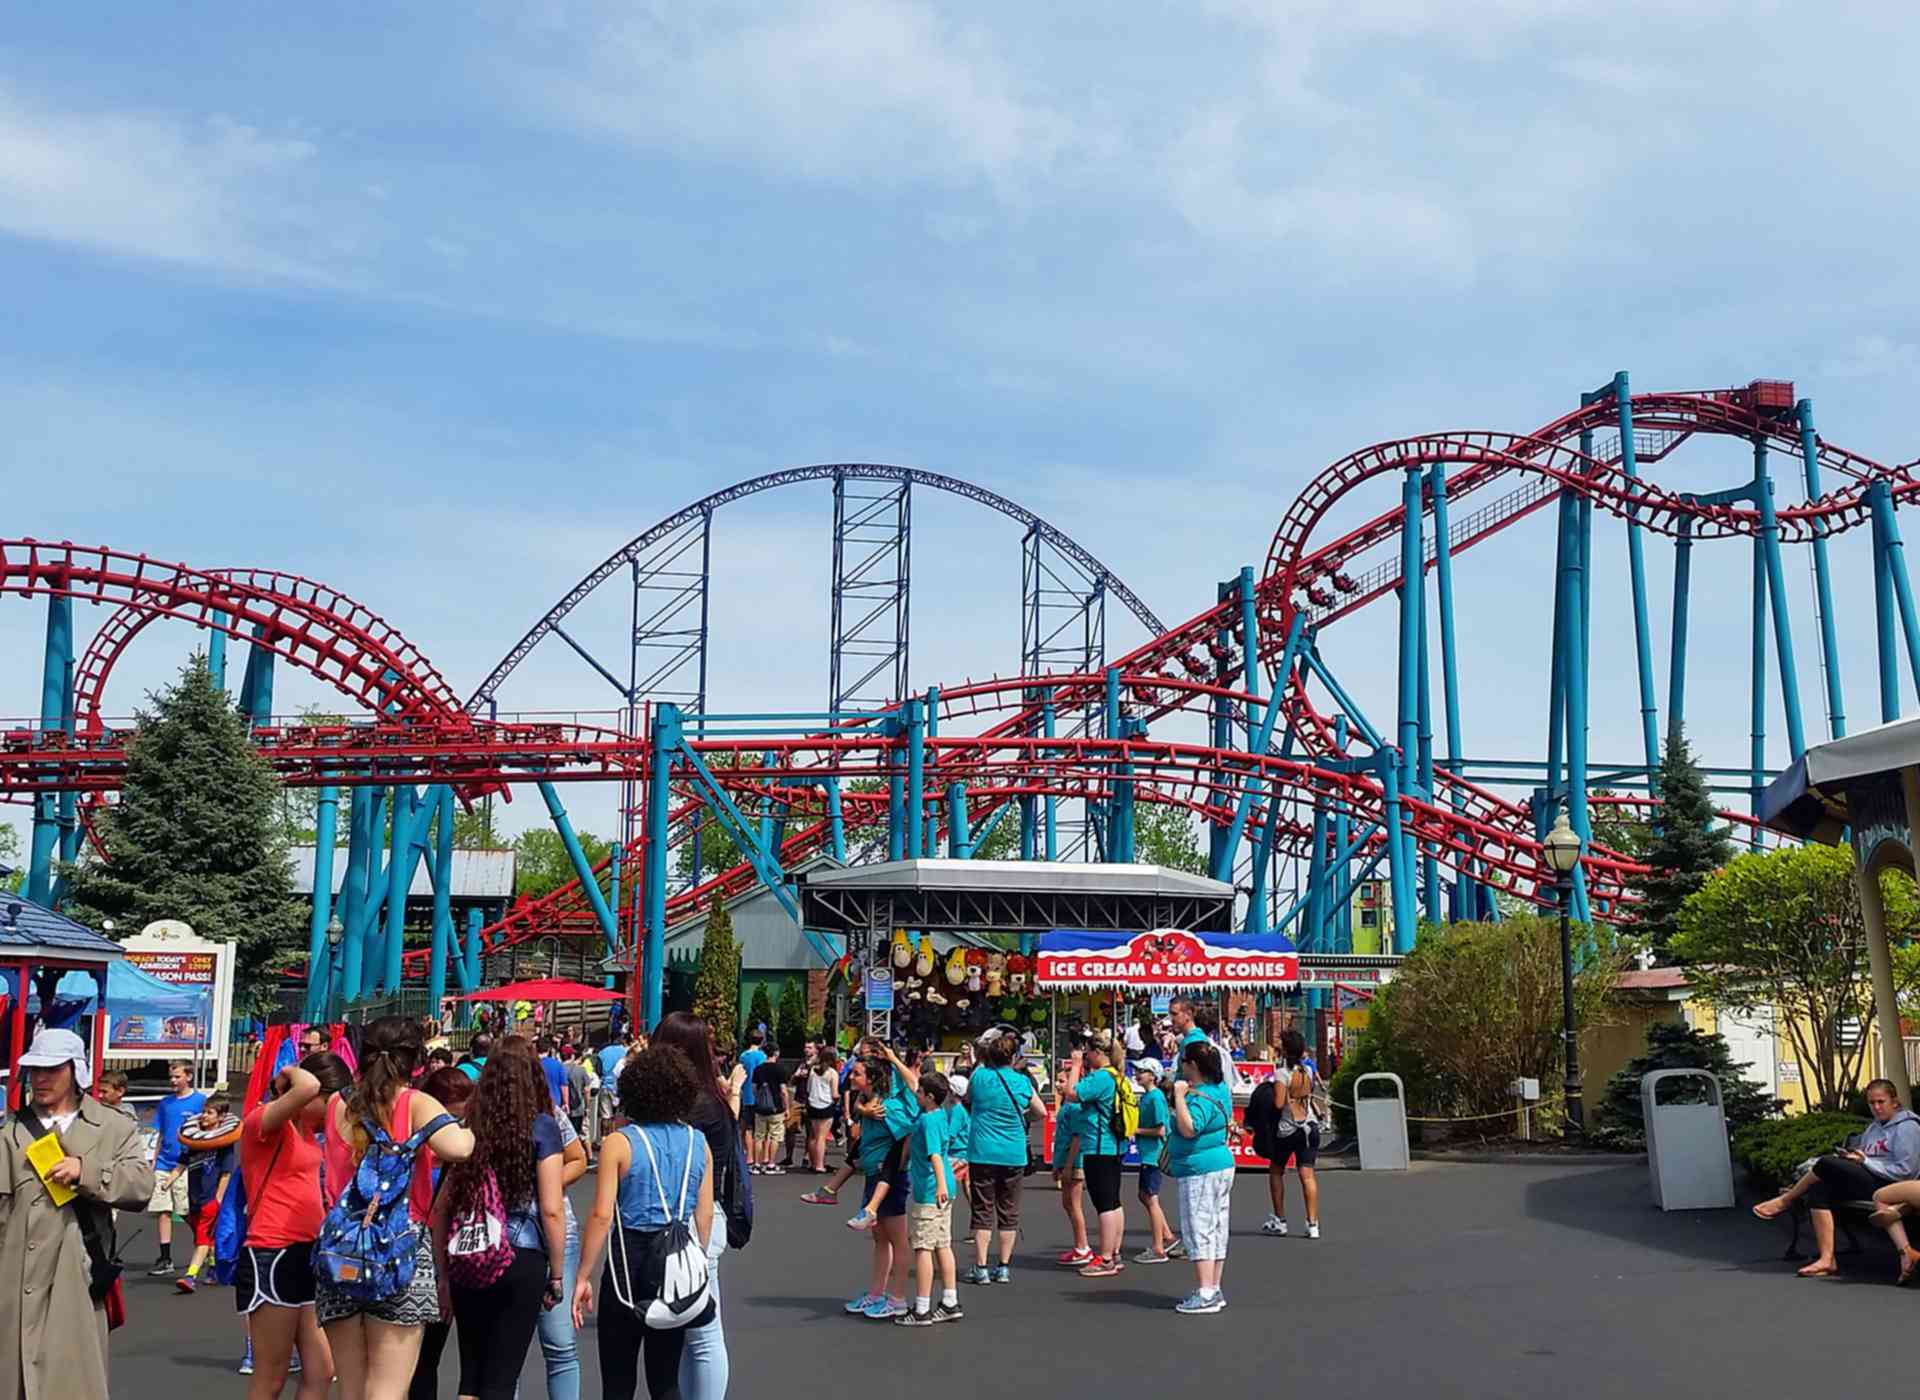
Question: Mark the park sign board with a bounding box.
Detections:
[111,919,237,1075]
[1034,928,1298,993]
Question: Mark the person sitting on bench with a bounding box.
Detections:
[1753,1080,1920,1276]
[1867,1177,1920,1285]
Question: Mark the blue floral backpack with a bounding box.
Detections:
[314,1111,453,1300]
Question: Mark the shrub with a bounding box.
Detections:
[1730,1112,1867,1192]
[1589,1023,1780,1149]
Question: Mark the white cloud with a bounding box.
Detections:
[0,88,329,278]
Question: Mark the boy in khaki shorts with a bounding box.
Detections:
[898,1070,962,1326]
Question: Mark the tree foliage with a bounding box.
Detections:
[747,981,775,1039]
[691,894,742,1055]
[61,655,305,1012]
[0,821,21,893]
[514,826,611,899]
[1672,842,1920,1112]
[1589,1022,1779,1149]
[1632,729,1734,961]
[453,801,509,850]
[1360,916,1627,1130]
[776,976,807,1056]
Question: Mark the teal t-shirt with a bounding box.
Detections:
[1166,1081,1235,1177]
[1180,1027,1207,1048]
[883,1082,923,1142]
[909,1112,956,1205]
[1135,1086,1168,1166]
[945,1101,971,1160]
[1051,1101,1082,1169]
[856,1102,898,1174]
[1069,1068,1121,1157]
[966,1067,1034,1168]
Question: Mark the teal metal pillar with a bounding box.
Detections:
[464,906,483,996]
[1753,438,1807,759]
[1333,716,1353,951]
[905,697,926,859]
[1381,758,1417,953]
[1555,489,1592,922]
[1396,471,1423,792]
[1869,481,1920,711]
[207,611,229,692]
[1428,464,1472,919]
[1797,401,1847,738]
[947,783,970,858]
[27,595,72,906]
[427,787,455,1012]
[923,688,940,856]
[237,625,276,724]
[382,787,431,993]
[1668,520,1693,739]
[303,782,340,1020]
[826,777,848,862]
[1041,691,1059,860]
[337,788,373,1005]
[642,705,681,1029]
[1610,372,1661,772]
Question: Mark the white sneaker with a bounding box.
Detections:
[1305,1220,1321,1240]
[1260,1215,1288,1236]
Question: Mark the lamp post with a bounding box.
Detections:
[325,913,345,1022]
[1542,808,1585,1134]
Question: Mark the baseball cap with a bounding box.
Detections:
[19,1026,92,1090]
[949,1072,970,1099]
[1132,1057,1164,1080]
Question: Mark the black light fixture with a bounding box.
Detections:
[1542,808,1585,1134]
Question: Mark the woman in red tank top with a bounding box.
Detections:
[315,1015,473,1400]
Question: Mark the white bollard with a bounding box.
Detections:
[1641,1069,1734,1210]
[1354,1071,1410,1171]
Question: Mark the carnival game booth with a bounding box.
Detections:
[1034,926,1300,1168]
[0,896,127,1111]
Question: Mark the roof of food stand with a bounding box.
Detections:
[798,859,1237,935]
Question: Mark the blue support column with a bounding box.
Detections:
[338,788,372,1006]
[1798,401,1847,738]
[947,783,970,858]
[237,626,276,725]
[1303,804,1330,952]
[1750,522,1769,849]
[539,781,620,956]
[207,612,229,692]
[1396,470,1423,792]
[1556,490,1592,923]
[905,697,926,859]
[1208,588,1235,876]
[27,595,72,906]
[1381,758,1417,952]
[1428,464,1472,920]
[1668,520,1693,739]
[1869,481,1920,703]
[304,782,340,1020]
[1041,692,1059,861]
[463,907,482,1007]
[887,771,906,861]
[826,778,848,862]
[1753,438,1807,758]
[1416,545,1439,922]
[1611,372,1662,772]
[923,687,940,856]
[1019,795,1037,861]
[428,787,454,1012]
[1873,496,1902,722]
[382,787,431,993]
[1333,716,1353,952]
[642,705,681,1030]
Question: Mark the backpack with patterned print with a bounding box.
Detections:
[313,1112,452,1301]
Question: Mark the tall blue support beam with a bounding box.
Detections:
[947,782,971,858]
[1333,716,1354,951]
[1245,794,1273,933]
[642,706,678,1030]
[1752,438,1807,758]
[1873,497,1902,723]
[1428,464,1472,920]
[1019,795,1037,861]
[207,611,229,692]
[1395,470,1423,791]
[1208,584,1235,876]
[383,787,433,994]
[1869,481,1920,708]
[237,625,276,725]
[1041,692,1059,860]
[27,595,72,906]
[1606,372,1662,772]
[461,906,482,994]
[923,688,940,856]
[427,787,455,1012]
[1415,541,1439,921]
[825,777,848,862]
[1238,565,1262,711]
[1210,614,1307,882]
[905,696,926,859]
[1303,804,1330,951]
[1380,758,1417,952]
[1751,525,1769,850]
[303,782,340,1020]
[1556,489,1592,923]
[1668,519,1693,738]
[337,788,372,1006]
[539,781,620,956]
[1798,401,1847,738]
[887,771,906,861]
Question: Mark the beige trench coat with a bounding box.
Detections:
[0,1097,154,1400]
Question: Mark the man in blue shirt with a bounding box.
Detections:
[538,1034,570,1114]
[738,1030,768,1082]
[147,1060,205,1275]
[1171,998,1207,1048]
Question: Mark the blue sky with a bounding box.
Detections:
[4,2,1919,856]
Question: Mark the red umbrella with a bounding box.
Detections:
[460,978,622,1003]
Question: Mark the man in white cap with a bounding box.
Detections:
[1,1025,154,1400]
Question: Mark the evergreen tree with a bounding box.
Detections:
[691,893,742,1054]
[1633,728,1732,961]
[747,981,775,1040]
[1590,1022,1779,1148]
[62,654,304,1012]
[776,976,807,1056]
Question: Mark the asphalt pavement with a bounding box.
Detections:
[123,1157,1908,1400]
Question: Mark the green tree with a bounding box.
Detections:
[747,981,775,1039]
[1633,729,1734,961]
[269,708,349,846]
[515,826,611,899]
[776,976,807,1056]
[454,800,509,849]
[1590,1022,1779,1149]
[691,894,742,1054]
[0,821,22,893]
[61,655,305,1012]
[1135,803,1204,872]
[1589,789,1652,864]
[1672,842,1920,1112]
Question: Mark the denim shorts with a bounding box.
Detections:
[1137,1164,1164,1196]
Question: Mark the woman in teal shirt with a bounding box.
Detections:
[963,1034,1042,1284]
[1168,1040,1235,1315]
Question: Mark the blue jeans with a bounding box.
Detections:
[678,1247,728,1400]
[534,1220,582,1400]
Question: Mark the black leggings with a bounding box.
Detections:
[1083,1155,1123,1213]
[452,1247,548,1400]
[598,1263,688,1400]
[408,1319,451,1400]
[1805,1155,1885,1209]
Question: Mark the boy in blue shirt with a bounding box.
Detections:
[898,1070,962,1326]
[1131,1060,1177,1263]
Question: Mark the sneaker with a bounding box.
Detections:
[174,1274,197,1294]
[1165,1237,1188,1259]
[1055,1246,1094,1267]
[1078,1256,1123,1278]
[845,1291,881,1314]
[992,1265,1012,1284]
[846,1210,877,1232]
[289,1352,302,1374]
[862,1296,907,1320]
[893,1307,935,1327]
[237,1346,255,1376]
[150,1260,177,1278]
[1175,1290,1227,1315]
[801,1189,839,1205]
[1132,1248,1171,1265]
[932,1301,966,1323]
[748,1164,762,1175]
[964,1265,993,1285]
[1261,1216,1288,1236]
[1306,1220,1321,1239]
[763,1164,786,1176]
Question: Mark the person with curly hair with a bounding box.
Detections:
[428,1036,568,1400]
[319,1015,473,1400]
[575,1046,716,1400]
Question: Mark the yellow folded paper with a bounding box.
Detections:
[26,1130,75,1207]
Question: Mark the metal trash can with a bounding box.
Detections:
[1354,1071,1410,1171]
[1641,1068,1734,1210]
